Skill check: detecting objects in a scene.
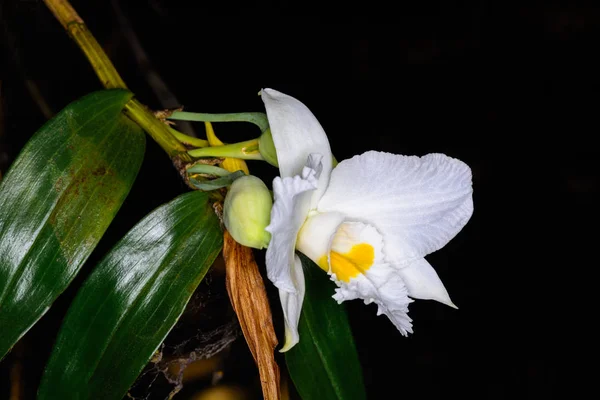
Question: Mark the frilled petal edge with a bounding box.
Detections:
[326,221,415,335]
[265,155,321,292]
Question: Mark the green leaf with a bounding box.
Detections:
[286,254,366,400]
[38,190,223,400]
[0,89,145,360]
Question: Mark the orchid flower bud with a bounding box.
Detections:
[223,175,272,249]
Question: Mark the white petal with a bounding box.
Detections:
[327,221,414,335]
[261,88,333,207]
[317,151,473,266]
[334,271,414,335]
[296,211,345,270]
[398,258,457,308]
[278,255,306,352]
[265,159,319,293]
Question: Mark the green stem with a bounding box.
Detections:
[168,127,209,147]
[188,139,263,161]
[42,0,189,160]
[169,112,269,133]
[124,100,191,160]
[186,164,230,177]
[43,0,125,88]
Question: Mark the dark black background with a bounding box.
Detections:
[1,0,596,399]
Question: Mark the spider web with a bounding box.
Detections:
[125,268,240,400]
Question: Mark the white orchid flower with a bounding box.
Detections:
[261,88,474,352]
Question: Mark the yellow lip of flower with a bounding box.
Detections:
[318,243,375,283]
[204,122,249,175]
[299,213,378,283]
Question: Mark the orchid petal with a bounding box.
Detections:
[397,257,457,308]
[261,88,333,207]
[327,221,414,335]
[278,255,306,352]
[265,156,321,292]
[317,151,473,267]
[296,211,345,271]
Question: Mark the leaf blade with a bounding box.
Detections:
[286,255,366,400]
[38,190,223,400]
[0,89,145,359]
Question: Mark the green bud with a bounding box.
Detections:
[258,129,279,167]
[223,175,272,249]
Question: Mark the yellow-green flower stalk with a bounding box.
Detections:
[168,111,279,167]
[204,122,249,174]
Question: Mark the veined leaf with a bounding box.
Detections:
[38,190,223,400]
[0,89,145,359]
[286,255,366,400]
